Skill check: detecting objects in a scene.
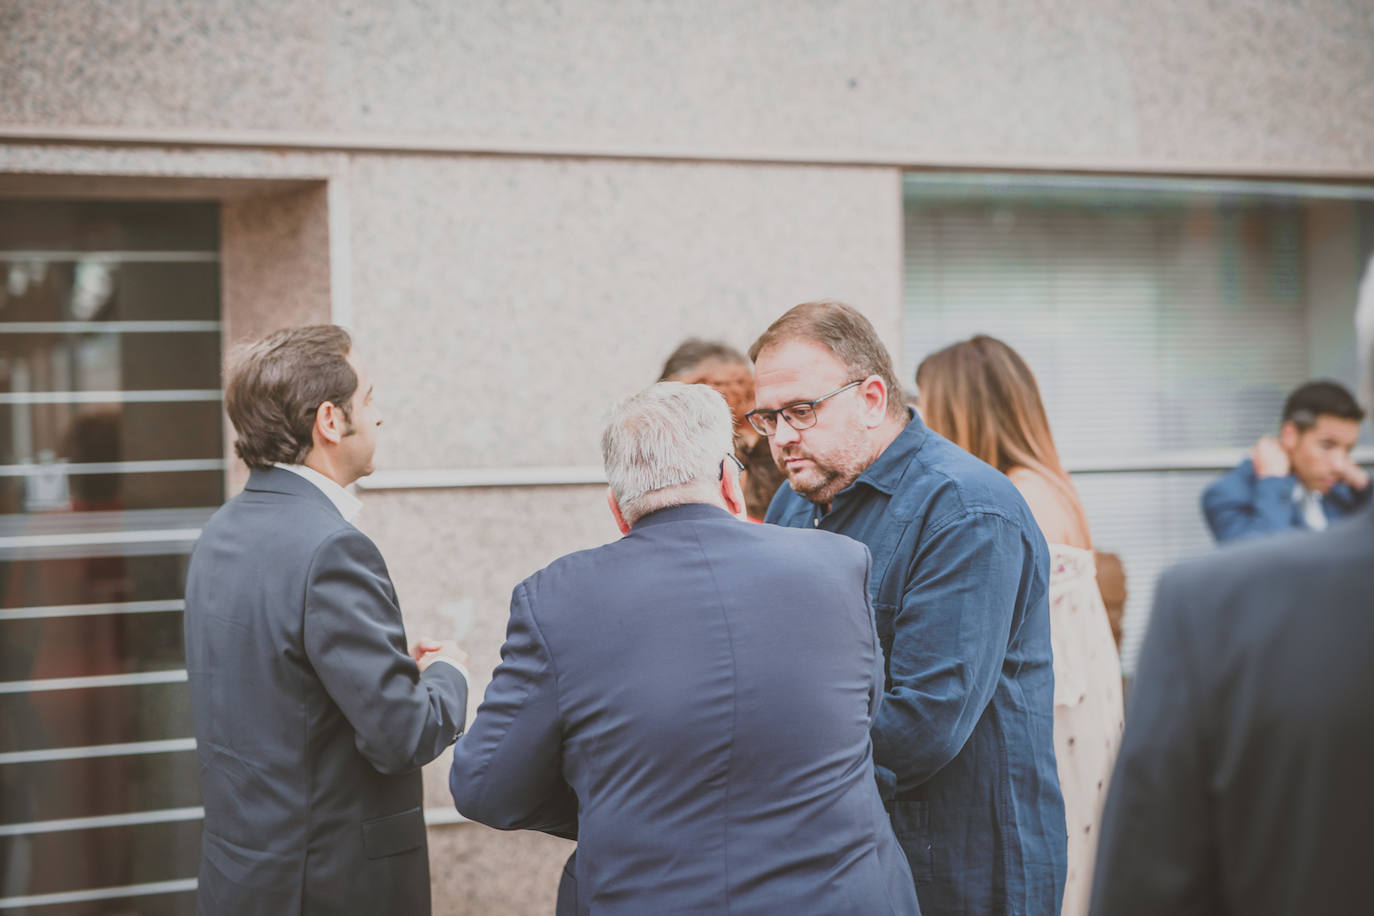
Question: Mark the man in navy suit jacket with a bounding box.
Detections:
[1202,380,1369,543]
[1095,293,1374,915]
[186,326,468,915]
[450,382,919,915]
[1092,510,1374,915]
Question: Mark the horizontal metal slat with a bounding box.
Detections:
[0,807,467,837]
[0,878,199,910]
[0,390,221,405]
[0,527,201,550]
[0,250,219,262]
[0,321,221,334]
[0,669,187,695]
[0,738,196,766]
[0,458,224,477]
[0,806,204,837]
[0,599,184,621]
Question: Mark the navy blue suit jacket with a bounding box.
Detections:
[185,468,468,915]
[449,503,919,915]
[1201,458,1371,544]
[1093,508,1374,915]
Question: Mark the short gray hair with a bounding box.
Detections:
[601,382,734,525]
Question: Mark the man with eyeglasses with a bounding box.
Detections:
[449,381,920,915]
[750,301,1066,916]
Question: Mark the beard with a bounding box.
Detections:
[772,415,873,507]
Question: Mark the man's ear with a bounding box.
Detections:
[860,375,889,428]
[720,463,747,520]
[314,400,347,447]
[1279,420,1300,452]
[607,488,632,535]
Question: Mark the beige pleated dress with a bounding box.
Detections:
[1048,544,1125,916]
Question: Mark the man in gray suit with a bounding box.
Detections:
[450,382,919,915]
[1091,279,1374,915]
[185,325,469,915]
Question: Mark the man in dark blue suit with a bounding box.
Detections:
[1091,512,1374,915]
[449,382,919,915]
[1094,294,1374,915]
[1201,380,1369,543]
[185,326,469,915]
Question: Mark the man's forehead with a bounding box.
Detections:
[1311,415,1362,442]
[753,339,848,390]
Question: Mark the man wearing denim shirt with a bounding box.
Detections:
[750,301,1066,916]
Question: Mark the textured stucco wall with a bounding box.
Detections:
[3,1,1374,171]
[345,154,902,470]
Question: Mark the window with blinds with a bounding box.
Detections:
[901,174,1374,679]
[0,200,221,914]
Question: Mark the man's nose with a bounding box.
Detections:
[772,416,801,447]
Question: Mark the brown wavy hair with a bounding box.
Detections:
[916,334,1091,546]
[225,325,356,470]
[749,300,908,421]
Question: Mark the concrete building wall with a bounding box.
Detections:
[5,0,1373,171]
[3,2,1372,913]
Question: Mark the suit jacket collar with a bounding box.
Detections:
[243,465,346,520]
[629,502,736,531]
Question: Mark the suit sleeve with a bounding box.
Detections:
[303,527,468,775]
[1090,566,1218,915]
[1327,479,1373,515]
[870,509,1030,794]
[1202,470,1294,543]
[448,580,578,840]
[861,544,900,804]
[861,545,883,726]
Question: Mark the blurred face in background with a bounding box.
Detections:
[673,357,755,434]
[1282,414,1361,494]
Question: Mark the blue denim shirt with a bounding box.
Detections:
[766,412,1066,916]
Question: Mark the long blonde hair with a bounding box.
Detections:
[916,335,1092,547]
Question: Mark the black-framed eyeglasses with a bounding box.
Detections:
[719,452,745,480]
[745,380,865,437]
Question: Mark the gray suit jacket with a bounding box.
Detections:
[185,467,467,915]
[1092,507,1374,915]
[450,503,920,915]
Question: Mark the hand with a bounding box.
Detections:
[1337,457,1370,491]
[1250,435,1291,478]
[410,637,469,673]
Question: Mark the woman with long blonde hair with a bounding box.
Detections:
[916,334,1123,916]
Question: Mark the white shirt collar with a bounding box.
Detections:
[1292,481,1327,531]
[274,463,363,523]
